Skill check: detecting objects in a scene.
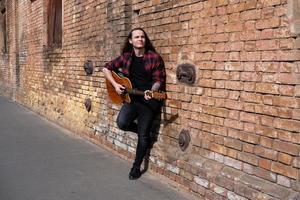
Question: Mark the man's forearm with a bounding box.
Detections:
[102,68,117,87]
[151,82,161,91]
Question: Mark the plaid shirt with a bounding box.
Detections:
[104,51,166,90]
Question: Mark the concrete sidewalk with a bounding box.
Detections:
[0,96,197,200]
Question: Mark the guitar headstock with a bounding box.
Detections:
[146,91,167,100]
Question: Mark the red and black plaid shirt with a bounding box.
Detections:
[104,51,166,90]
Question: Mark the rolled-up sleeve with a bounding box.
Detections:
[104,55,123,71]
[152,56,166,86]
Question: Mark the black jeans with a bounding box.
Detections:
[116,98,160,169]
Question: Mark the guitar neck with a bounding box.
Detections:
[127,89,145,96]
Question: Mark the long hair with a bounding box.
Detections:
[122,27,156,54]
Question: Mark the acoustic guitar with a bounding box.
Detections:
[106,71,167,105]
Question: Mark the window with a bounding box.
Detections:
[47,0,62,48]
[0,8,6,53]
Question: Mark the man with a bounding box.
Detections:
[102,28,166,180]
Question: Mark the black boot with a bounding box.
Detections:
[129,167,141,180]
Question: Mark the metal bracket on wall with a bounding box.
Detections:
[178,129,191,151]
[84,60,94,75]
[176,63,196,85]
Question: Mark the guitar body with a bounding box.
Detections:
[106,71,167,105]
[106,71,132,105]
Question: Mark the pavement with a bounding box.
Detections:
[0,96,197,200]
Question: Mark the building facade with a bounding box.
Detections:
[0,0,300,199]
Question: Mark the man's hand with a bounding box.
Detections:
[144,90,152,100]
[114,83,126,95]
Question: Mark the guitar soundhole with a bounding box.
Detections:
[178,129,190,151]
[176,63,196,85]
[84,60,94,75]
[84,98,92,112]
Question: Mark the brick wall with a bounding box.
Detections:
[0,0,299,199]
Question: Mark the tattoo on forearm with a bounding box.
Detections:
[151,82,161,91]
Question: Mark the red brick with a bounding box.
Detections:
[228,110,239,120]
[238,152,259,166]
[228,91,240,100]
[241,72,262,82]
[224,118,244,130]
[256,105,278,116]
[255,83,279,94]
[244,20,256,30]
[212,125,228,136]
[225,100,243,110]
[277,107,293,119]
[241,132,259,144]
[200,96,215,106]
[212,52,229,61]
[215,42,229,52]
[274,118,300,132]
[254,146,278,160]
[255,169,276,183]
[212,33,230,42]
[277,73,300,84]
[227,3,245,13]
[240,51,261,61]
[256,18,280,29]
[292,157,300,168]
[280,38,294,49]
[243,143,255,153]
[212,89,229,98]
[271,162,299,179]
[273,140,299,156]
[256,62,279,72]
[292,109,300,120]
[199,79,216,88]
[244,122,255,132]
[277,130,293,142]
[259,158,271,170]
[244,103,256,113]
[225,23,244,32]
[279,85,294,96]
[224,138,242,150]
[257,39,279,51]
[279,50,300,61]
[272,96,299,108]
[260,0,281,7]
[240,92,262,103]
[262,7,275,19]
[225,62,243,71]
[228,12,240,23]
[240,112,259,123]
[240,9,261,20]
[210,143,227,155]
[279,62,294,72]
[203,106,229,118]
[260,136,273,148]
[225,81,243,90]
[229,42,244,51]
[199,113,215,124]
[229,52,240,61]
[261,29,274,39]
[255,124,278,138]
[227,148,238,158]
[244,82,256,92]
[240,31,260,41]
[278,152,293,165]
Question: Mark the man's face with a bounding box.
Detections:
[129,30,146,49]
